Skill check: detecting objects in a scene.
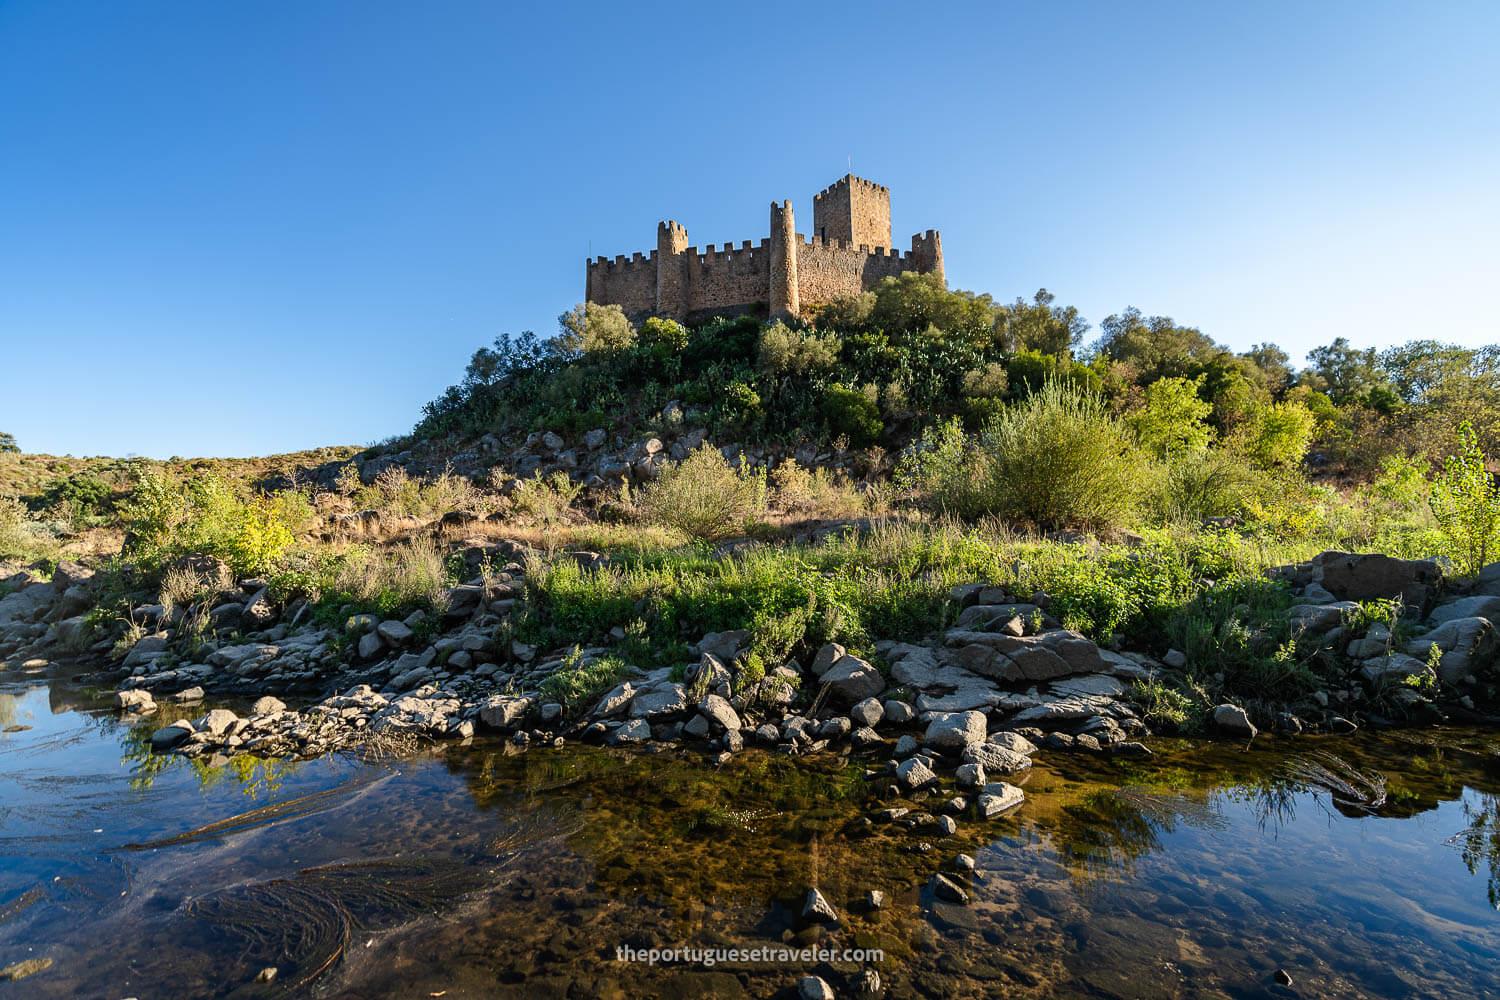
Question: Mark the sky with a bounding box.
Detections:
[1,1,1497,459]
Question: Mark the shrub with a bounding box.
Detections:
[0,432,17,454]
[557,302,636,354]
[119,470,309,576]
[822,385,883,447]
[538,648,641,715]
[770,460,867,518]
[510,472,583,527]
[1430,421,1500,576]
[758,322,842,375]
[1150,450,1269,523]
[633,444,766,541]
[639,316,689,355]
[895,418,986,516]
[0,494,35,559]
[975,380,1146,532]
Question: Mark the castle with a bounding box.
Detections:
[585,175,944,324]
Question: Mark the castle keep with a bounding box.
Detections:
[585,175,943,323]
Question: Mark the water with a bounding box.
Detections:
[1,667,1497,998]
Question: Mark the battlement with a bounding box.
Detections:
[586,174,942,321]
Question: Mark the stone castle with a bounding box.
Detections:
[585,174,943,323]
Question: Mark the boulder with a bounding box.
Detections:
[987,731,1039,756]
[149,721,194,751]
[608,718,651,744]
[697,694,741,732]
[1312,551,1441,608]
[1211,703,1257,738]
[976,782,1025,817]
[820,654,884,703]
[960,741,1032,775]
[698,630,750,664]
[195,708,238,737]
[923,710,987,750]
[376,619,414,648]
[798,976,835,1000]
[849,697,883,728]
[801,887,839,924]
[809,642,846,678]
[630,683,688,719]
[356,631,384,660]
[1427,596,1500,627]
[895,757,938,790]
[114,689,155,712]
[478,695,532,729]
[883,699,917,724]
[1405,617,1497,684]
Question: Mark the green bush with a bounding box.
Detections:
[556,302,636,354]
[758,321,842,375]
[978,380,1146,532]
[1150,450,1270,523]
[1430,421,1500,575]
[538,648,641,715]
[822,384,883,447]
[633,444,766,541]
[1127,375,1212,457]
[119,470,310,576]
[1236,399,1316,469]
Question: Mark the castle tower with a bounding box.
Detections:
[655,220,689,320]
[912,229,945,285]
[769,200,799,318]
[813,175,891,249]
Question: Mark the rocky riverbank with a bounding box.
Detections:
[1,545,1497,819]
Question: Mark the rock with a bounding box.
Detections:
[960,742,1031,775]
[122,634,169,668]
[698,694,741,732]
[850,697,883,727]
[630,684,688,719]
[683,714,712,739]
[896,757,938,790]
[376,619,414,648]
[1163,648,1188,668]
[894,734,920,758]
[1287,602,1361,633]
[195,708,238,737]
[594,682,637,716]
[883,699,916,724]
[1275,969,1294,987]
[987,731,1039,756]
[150,721,194,750]
[955,762,986,789]
[172,687,206,703]
[809,642,846,677]
[798,975,835,1000]
[252,696,286,715]
[608,718,651,744]
[1328,716,1358,734]
[0,957,53,981]
[698,630,750,664]
[541,430,565,451]
[114,689,155,712]
[1428,595,1500,627]
[1405,616,1497,684]
[866,889,886,909]
[1359,652,1431,684]
[582,428,607,450]
[1212,703,1257,738]
[976,781,1025,817]
[539,702,564,723]
[816,717,851,741]
[932,872,968,903]
[255,966,278,984]
[821,654,884,703]
[356,631,384,660]
[478,695,532,729]
[801,888,838,923]
[850,726,883,751]
[1313,550,1440,607]
[923,710,987,750]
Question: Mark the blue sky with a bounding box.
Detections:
[2,1,1496,458]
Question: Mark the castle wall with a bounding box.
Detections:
[795,238,924,306]
[686,239,772,319]
[813,175,891,249]
[586,252,657,318]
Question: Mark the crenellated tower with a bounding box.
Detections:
[655,220,689,320]
[813,175,891,249]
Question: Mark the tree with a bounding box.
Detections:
[1094,307,1226,381]
[866,273,999,347]
[556,302,635,354]
[1127,376,1213,457]
[1235,400,1316,469]
[1303,337,1387,403]
[997,288,1089,357]
[1241,343,1293,393]
[0,432,17,454]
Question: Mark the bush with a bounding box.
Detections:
[758,322,842,375]
[1430,421,1500,576]
[1236,399,1316,469]
[975,380,1146,532]
[538,648,640,715]
[822,385,883,447]
[770,460,867,518]
[1151,451,1270,523]
[510,472,583,527]
[119,470,310,576]
[633,444,766,541]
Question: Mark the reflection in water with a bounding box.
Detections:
[1,672,1499,999]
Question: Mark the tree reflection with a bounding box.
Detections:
[1452,793,1500,911]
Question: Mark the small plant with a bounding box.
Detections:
[822,384,883,447]
[1130,675,1195,731]
[538,648,640,715]
[510,472,583,527]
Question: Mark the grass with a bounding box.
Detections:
[537,648,641,715]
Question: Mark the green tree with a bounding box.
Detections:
[1095,307,1226,381]
[1430,421,1500,576]
[0,432,17,454]
[1241,343,1293,394]
[867,273,999,347]
[1303,337,1388,403]
[1235,399,1316,469]
[1127,375,1213,457]
[997,288,1089,357]
[557,302,636,354]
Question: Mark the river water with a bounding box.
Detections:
[1,667,1497,999]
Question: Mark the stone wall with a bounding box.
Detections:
[813,175,891,250]
[585,252,657,317]
[796,238,913,305]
